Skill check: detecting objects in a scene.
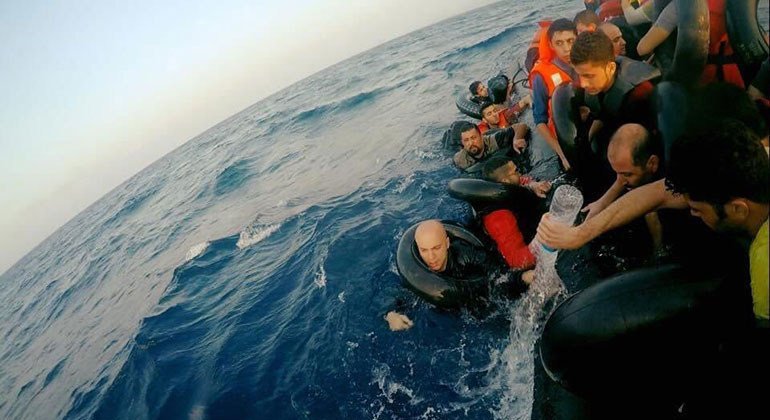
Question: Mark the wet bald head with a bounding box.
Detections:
[608,124,659,188]
[415,220,450,272]
[608,124,649,163]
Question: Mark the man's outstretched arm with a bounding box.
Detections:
[536,178,688,249]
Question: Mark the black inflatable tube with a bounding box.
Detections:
[726,0,770,67]
[447,178,533,207]
[455,94,483,119]
[654,81,688,164]
[539,263,749,402]
[665,0,710,87]
[551,84,578,164]
[396,221,487,308]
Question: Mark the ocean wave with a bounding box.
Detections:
[428,23,525,66]
[185,242,210,261]
[236,224,280,249]
[291,82,404,123]
[102,184,161,227]
[213,159,254,196]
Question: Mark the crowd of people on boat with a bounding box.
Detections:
[393,0,769,335]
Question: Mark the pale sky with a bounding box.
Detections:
[0,0,498,274]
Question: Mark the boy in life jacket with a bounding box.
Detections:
[636,0,745,88]
[529,18,579,172]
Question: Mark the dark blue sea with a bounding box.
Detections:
[3,1,768,419]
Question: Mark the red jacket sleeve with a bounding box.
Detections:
[482,209,536,269]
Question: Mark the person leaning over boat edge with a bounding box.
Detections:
[538,119,769,325]
[665,120,769,325]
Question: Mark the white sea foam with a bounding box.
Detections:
[313,266,327,288]
[488,245,568,420]
[395,174,414,194]
[236,223,280,249]
[371,364,416,404]
[185,242,210,261]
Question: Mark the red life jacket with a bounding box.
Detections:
[477,111,510,135]
[598,0,623,21]
[482,209,535,270]
[701,0,745,88]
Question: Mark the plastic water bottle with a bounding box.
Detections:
[541,185,584,255]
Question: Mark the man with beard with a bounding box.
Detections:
[453,121,528,170]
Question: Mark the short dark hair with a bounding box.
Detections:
[482,155,512,180]
[547,18,577,43]
[687,82,769,139]
[456,120,478,136]
[666,119,770,206]
[574,10,600,27]
[570,30,614,66]
[469,81,482,95]
[479,99,496,115]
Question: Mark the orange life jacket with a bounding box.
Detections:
[529,24,573,138]
[701,0,745,88]
[528,21,551,51]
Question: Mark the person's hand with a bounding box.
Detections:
[385,311,413,331]
[521,270,535,284]
[535,213,587,250]
[581,199,608,220]
[529,181,552,198]
[579,106,591,122]
[513,137,527,154]
[559,155,572,172]
[518,94,532,109]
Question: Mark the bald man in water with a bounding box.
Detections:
[387,220,492,332]
[414,220,492,278]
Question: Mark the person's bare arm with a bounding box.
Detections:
[583,176,626,220]
[637,26,672,56]
[588,119,603,142]
[537,178,688,249]
[537,123,571,171]
[638,3,676,56]
[621,0,654,25]
[513,122,529,139]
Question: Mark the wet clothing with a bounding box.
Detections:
[482,209,536,269]
[442,240,493,280]
[453,126,516,170]
[749,219,769,322]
